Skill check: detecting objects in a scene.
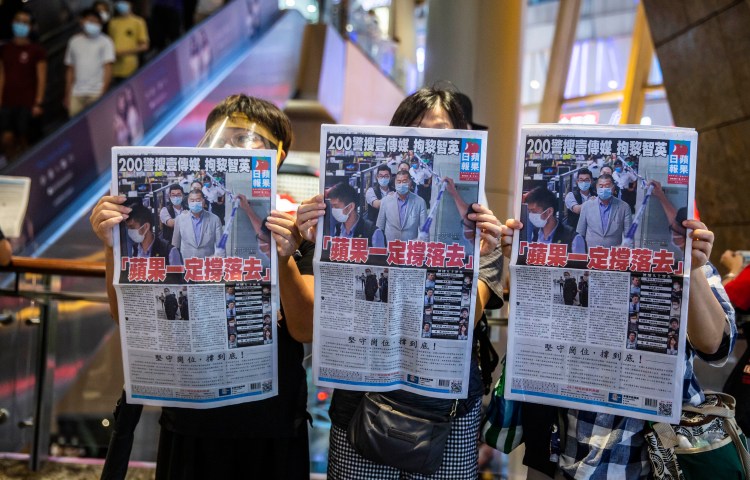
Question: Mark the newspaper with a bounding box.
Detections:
[0,175,31,238]
[506,125,696,423]
[111,147,279,408]
[312,125,486,399]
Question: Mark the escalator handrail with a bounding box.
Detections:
[1,256,104,278]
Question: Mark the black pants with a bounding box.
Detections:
[155,420,310,479]
[150,6,182,50]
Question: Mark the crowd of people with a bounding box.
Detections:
[0,0,228,163]
[84,86,742,480]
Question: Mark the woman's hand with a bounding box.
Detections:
[90,195,131,248]
[467,204,501,257]
[296,194,326,243]
[684,219,713,270]
[265,211,303,257]
[499,219,522,258]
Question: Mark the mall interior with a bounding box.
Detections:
[0,0,748,478]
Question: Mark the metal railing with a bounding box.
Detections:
[0,257,106,471]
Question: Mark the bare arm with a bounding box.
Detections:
[266,211,314,342]
[102,63,113,93]
[34,60,47,115]
[685,219,727,354]
[64,65,74,110]
[0,62,4,108]
[0,238,12,267]
[90,195,131,324]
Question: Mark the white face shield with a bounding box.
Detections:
[196,114,283,164]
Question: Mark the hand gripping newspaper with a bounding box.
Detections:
[312,125,487,399]
[111,147,279,408]
[505,125,696,423]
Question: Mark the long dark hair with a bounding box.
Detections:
[389,87,468,129]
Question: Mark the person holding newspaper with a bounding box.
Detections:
[90,94,316,479]
[296,86,506,479]
[501,212,736,479]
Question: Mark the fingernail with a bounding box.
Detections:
[121,214,129,219]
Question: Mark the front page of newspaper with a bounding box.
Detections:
[506,125,696,423]
[312,125,486,399]
[112,147,279,408]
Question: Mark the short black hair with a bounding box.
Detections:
[525,186,557,212]
[390,86,468,129]
[377,164,391,174]
[128,203,152,227]
[81,8,103,23]
[206,94,293,155]
[328,182,359,206]
[577,168,593,179]
[614,159,623,166]
[168,183,183,194]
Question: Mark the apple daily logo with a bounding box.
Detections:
[459,139,481,181]
[667,140,689,185]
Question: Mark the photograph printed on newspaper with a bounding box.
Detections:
[312,125,486,399]
[111,147,279,408]
[506,125,696,423]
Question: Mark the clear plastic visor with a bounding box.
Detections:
[196,115,280,151]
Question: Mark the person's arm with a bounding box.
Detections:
[159,206,175,228]
[266,211,314,342]
[102,63,113,94]
[444,177,470,222]
[622,202,633,233]
[171,216,181,248]
[0,61,5,108]
[237,193,264,234]
[0,228,12,266]
[684,219,733,355]
[64,65,74,111]
[467,204,502,325]
[720,249,744,285]
[576,203,587,237]
[565,192,583,214]
[376,199,386,233]
[214,216,224,254]
[137,19,150,53]
[650,180,677,225]
[90,195,132,324]
[33,60,47,117]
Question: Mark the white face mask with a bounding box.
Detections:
[127,225,146,244]
[332,203,352,223]
[528,208,550,228]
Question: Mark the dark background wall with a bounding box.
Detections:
[642,0,750,268]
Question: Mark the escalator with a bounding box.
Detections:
[0,1,308,461]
